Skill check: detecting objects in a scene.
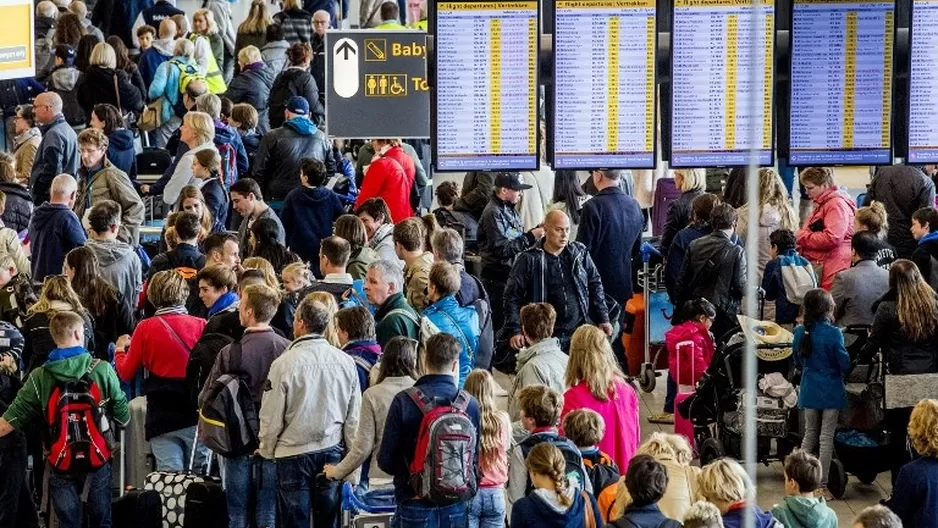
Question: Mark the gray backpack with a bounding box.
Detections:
[197,344,259,457]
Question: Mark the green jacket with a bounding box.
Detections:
[375,292,419,347]
[771,496,838,528]
[3,352,130,431]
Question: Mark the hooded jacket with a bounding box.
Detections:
[106,129,138,182]
[348,246,379,281]
[76,66,144,117]
[508,337,568,421]
[268,67,325,129]
[342,340,382,392]
[47,65,84,126]
[2,350,129,433]
[862,289,938,375]
[676,231,747,320]
[665,320,715,386]
[224,62,275,134]
[503,240,609,339]
[12,127,40,184]
[771,495,838,528]
[281,185,344,263]
[510,486,602,528]
[149,57,197,123]
[253,117,333,201]
[368,223,398,263]
[722,504,783,528]
[138,37,175,88]
[355,150,415,225]
[613,504,682,528]
[423,295,480,388]
[796,187,856,290]
[0,182,32,234]
[74,159,145,246]
[261,40,290,75]
[30,114,79,205]
[912,231,938,288]
[85,237,143,313]
[867,165,937,258]
[212,120,249,178]
[28,202,86,281]
[375,292,419,347]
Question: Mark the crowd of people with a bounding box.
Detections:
[1,1,938,528]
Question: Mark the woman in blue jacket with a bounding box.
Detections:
[793,288,850,500]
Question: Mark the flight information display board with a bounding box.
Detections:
[433,1,539,171]
[552,0,656,169]
[670,0,775,168]
[907,0,938,163]
[789,0,894,166]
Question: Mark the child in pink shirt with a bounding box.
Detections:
[464,370,510,528]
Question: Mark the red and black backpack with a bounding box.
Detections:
[45,360,112,473]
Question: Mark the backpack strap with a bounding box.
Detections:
[438,309,473,359]
[451,390,471,412]
[405,387,434,415]
[351,354,374,374]
[582,490,597,528]
[156,316,192,353]
[386,308,419,326]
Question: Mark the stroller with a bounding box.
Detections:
[679,317,799,466]
[829,325,892,499]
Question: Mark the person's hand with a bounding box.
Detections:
[323,464,339,480]
[510,334,526,350]
[530,226,544,239]
[598,322,613,337]
[115,335,131,351]
[140,184,150,195]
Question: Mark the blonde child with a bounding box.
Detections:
[682,502,724,528]
[697,459,782,528]
[463,370,510,528]
[282,262,313,293]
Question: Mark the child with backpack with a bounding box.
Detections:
[507,385,591,507]
[562,409,620,522]
[762,229,817,326]
[793,289,850,501]
[0,311,129,528]
[609,455,682,528]
[771,450,838,528]
[510,442,603,528]
[464,369,510,528]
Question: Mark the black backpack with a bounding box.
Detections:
[185,332,236,409]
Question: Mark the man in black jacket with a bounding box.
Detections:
[478,172,542,334]
[504,210,610,352]
[866,165,936,259]
[455,171,495,220]
[676,203,747,338]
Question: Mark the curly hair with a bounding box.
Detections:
[909,398,938,458]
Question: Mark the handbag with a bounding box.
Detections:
[112,72,135,129]
[137,98,164,132]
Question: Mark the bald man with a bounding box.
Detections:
[503,209,612,352]
[28,174,87,281]
[29,92,80,205]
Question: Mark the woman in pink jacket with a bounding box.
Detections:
[561,324,640,472]
[796,167,857,290]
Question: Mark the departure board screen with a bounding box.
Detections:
[433,1,539,171]
[670,0,775,168]
[789,0,894,166]
[907,0,938,163]
[552,0,657,169]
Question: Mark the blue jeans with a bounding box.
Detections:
[224,455,278,528]
[468,488,504,528]
[664,373,677,414]
[391,501,468,528]
[48,464,112,528]
[276,446,343,528]
[149,426,210,472]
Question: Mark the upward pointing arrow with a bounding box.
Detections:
[337,41,356,60]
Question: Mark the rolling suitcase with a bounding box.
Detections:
[136,147,172,177]
[125,396,153,489]
[672,341,697,453]
[144,428,225,528]
[113,430,162,528]
[651,178,681,236]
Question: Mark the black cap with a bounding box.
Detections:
[54,44,75,63]
[494,172,532,191]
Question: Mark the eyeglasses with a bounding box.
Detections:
[313,20,329,25]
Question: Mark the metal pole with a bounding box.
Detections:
[742,0,765,525]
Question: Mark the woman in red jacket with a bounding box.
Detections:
[796,166,857,290]
[115,270,209,472]
[355,139,415,223]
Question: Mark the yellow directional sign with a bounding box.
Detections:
[365,74,408,97]
[365,39,387,61]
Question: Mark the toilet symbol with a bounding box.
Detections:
[367,75,377,95]
[390,76,405,95]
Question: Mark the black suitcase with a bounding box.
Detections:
[183,479,227,528]
[136,147,172,176]
[113,489,162,528]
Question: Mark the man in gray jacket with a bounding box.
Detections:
[29,92,79,205]
[84,200,142,313]
[831,232,890,328]
[258,295,361,528]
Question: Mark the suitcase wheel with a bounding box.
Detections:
[639,363,656,393]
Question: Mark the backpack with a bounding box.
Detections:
[780,254,817,305]
[406,387,478,504]
[197,342,259,457]
[174,265,205,318]
[53,81,85,126]
[185,332,236,409]
[519,434,589,496]
[45,359,113,474]
[467,275,494,370]
[583,453,621,523]
[170,60,206,117]
[612,516,683,528]
[215,142,238,189]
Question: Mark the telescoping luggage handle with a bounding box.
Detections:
[675,340,695,393]
[188,425,213,475]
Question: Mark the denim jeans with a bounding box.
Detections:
[391,500,468,528]
[224,455,278,528]
[48,463,112,528]
[276,446,343,528]
[468,488,505,528]
[149,426,211,472]
[802,408,839,486]
[664,373,677,414]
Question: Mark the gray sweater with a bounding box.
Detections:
[331,375,415,487]
[508,338,568,422]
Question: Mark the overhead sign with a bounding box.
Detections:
[0,0,35,80]
[325,31,429,139]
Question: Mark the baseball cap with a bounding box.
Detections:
[286,96,309,116]
[494,172,532,191]
[54,44,76,64]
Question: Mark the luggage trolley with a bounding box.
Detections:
[637,242,671,392]
[341,482,396,528]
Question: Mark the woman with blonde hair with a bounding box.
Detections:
[561,324,640,472]
[610,432,700,521]
[862,259,938,483]
[855,201,896,268]
[242,257,280,290]
[76,41,144,119]
[164,112,216,206]
[174,185,213,241]
[189,9,227,93]
[796,166,857,289]
[661,168,706,253]
[192,9,223,74]
[23,275,94,373]
[464,369,510,528]
[889,399,938,528]
[736,168,798,284]
[306,291,340,347]
[510,442,602,528]
[334,214,379,280]
[236,0,273,57]
[697,458,781,527]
